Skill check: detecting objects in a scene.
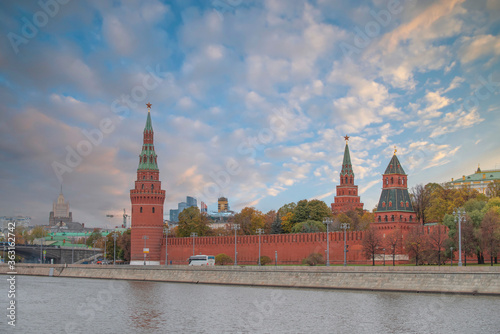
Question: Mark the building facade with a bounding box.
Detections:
[331,136,364,213]
[218,197,229,212]
[375,151,416,224]
[448,166,500,194]
[49,189,72,226]
[169,196,198,223]
[130,103,166,265]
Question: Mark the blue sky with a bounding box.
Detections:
[1,0,499,228]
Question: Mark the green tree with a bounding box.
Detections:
[215,253,233,265]
[271,211,283,234]
[278,202,296,217]
[302,253,324,266]
[410,183,432,224]
[291,220,325,233]
[292,200,310,223]
[306,199,332,222]
[86,229,103,247]
[259,255,272,265]
[177,207,212,237]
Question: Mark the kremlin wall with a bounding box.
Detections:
[131,104,427,266]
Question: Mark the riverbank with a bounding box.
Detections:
[2,264,499,295]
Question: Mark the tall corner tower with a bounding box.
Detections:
[130,103,166,265]
[375,147,416,224]
[331,135,364,213]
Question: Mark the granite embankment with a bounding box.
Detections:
[2,264,499,295]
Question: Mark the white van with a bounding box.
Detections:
[188,255,215,266]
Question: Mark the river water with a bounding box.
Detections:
[0,275,499,333]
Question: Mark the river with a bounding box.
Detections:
[1,275,499,333]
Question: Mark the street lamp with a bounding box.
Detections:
[256,228,264,266]
[232,224,240,266]
[340,223,350,266]
[113,232,118,266]
[453,208,464,267]
[104,238,107,262]
[383,248,386,266]
[164,227,169,266]
[191,232,197,256]
[323,218,333,266]
[450,247,454,266]
[142,235,149,265]
[93,240,97,263]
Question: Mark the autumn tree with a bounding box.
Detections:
[362,227,383,266]
[177,206,212,237]
[460,216,478,266]
[385,229,401,266]
[232,207,265,235]
[481,209,500,266]
[86,229,103,247]
[486,181,500,198]
[263,210,277,234]
[405,226,426,265]
[279,200,331,233]
[117,229,131,261]
[426,225,447,265]
[410,184,432,224]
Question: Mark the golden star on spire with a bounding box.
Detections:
[344,135,349,142]
[146,102,152,109]
[394,145,397,155]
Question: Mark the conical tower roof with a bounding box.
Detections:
[384,154,406,175]
[137,103,158,170]
[340,136,354,177]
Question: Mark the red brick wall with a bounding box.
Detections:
[161,231,374,265]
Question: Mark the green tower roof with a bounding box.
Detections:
[340,142,354,177]
[384,154,406,175]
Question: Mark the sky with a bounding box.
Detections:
[0,0,499,228]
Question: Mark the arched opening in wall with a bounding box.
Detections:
[378,216,381,222]
[391,177,394,184]
[384,215,388,222]
[151,184,154,190]
[409,216,413,222]
[391,215,394,222]
[385,178,388,185]
[345,177,348,184]
[143,175,145,180]
[142,184,144,189]
[140,207,143,213]
[152,207,155,213]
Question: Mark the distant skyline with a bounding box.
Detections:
[0,0,499,228]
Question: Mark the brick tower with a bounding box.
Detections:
[375,148,416,224]
[130,103,166,265]
[331,135,364,213]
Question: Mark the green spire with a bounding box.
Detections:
[137,103,158,171]
[145,103,153,131]
[340,136,354,177]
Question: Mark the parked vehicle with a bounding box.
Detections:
[188,255,215,266]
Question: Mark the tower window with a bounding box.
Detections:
[391,177,393,184]
[142,184,144,189]
[140,207,143,213]
[151,184,154,190]
[151,176,153,180]
[152,207,155,213]
[143,175,145,180]
[385,178,388,185]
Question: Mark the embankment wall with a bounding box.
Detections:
[2,264,499,296]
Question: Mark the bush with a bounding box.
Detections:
[302,253,325,266]
[259,256,272,265]
[215,253,233,265]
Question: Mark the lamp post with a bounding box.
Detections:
[191,232,197,256]
[113,232,118,266]
[275,250,277,267]
[232,224,240,266]
[383,248,386,266]
[323,218,333,266]
[256,228,264,266]
[93,240,97,263]
[450,247,454,266]
[164,227,169,266]
[340,223,350,266]
[104,238,107,262]
[40,237,43,264]
[142,235,149,265]
[453,208,464,267]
